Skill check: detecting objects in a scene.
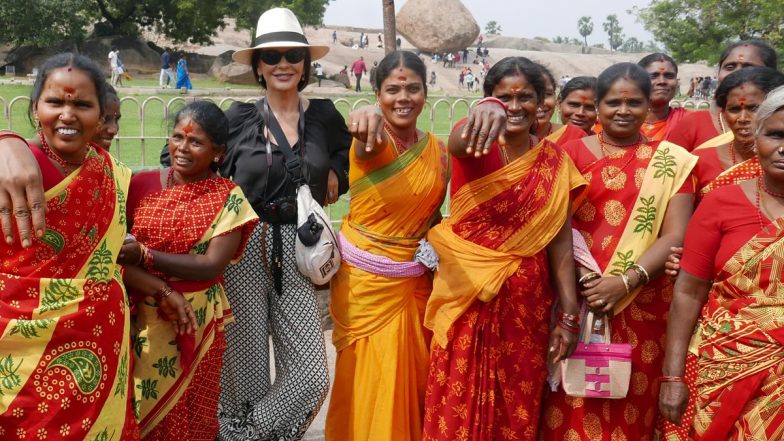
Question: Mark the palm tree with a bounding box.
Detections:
[578,16,594,47]
[382,0,396,54]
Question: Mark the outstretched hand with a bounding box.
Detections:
[461,100,508,157]
[347,105,385,153]
[0,134,46,247]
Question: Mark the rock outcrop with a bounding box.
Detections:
[396,0,479,53]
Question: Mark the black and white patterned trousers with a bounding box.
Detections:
[218,222,330,441]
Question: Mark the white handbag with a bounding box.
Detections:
[294,184,341,285]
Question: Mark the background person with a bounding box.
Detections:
[557,76,598,134]
[351,56,367,92]
[175,56,192,90]
[160,49,175,88]
[638,53,688,141]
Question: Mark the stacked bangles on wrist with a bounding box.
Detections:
[557,311,580,334]
[578,271,600,287]
[629,263,650,286]
[154,285,175,302]
[657,375,687,385]
[138,243,154,270]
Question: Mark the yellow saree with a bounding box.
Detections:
[326,133,449,441]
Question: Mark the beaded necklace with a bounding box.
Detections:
[755,176,784,230]
[38,132,92,174]
[383,121,418,156]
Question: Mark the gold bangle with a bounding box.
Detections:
[154,285,175,301]
[578,272,600,285]
[620,273,631,294]
[630,263,650,285]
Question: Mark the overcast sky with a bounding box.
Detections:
[323,0,655,46]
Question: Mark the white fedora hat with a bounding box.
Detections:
[233,8,329,65]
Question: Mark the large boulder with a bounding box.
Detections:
[396,0,479,53]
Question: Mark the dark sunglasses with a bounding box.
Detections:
[258,48,308,65]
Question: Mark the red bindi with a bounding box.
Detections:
[67,67,72,72]
[183,120,193,134]
[398,76,407,81]
[580,96,588,104]
[64,86,75,94]
[658,67,666,72]
[739,97,747,104]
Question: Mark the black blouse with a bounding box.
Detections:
[162,98,351,218]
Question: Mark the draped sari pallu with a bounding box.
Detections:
[643,107,687,142]
[541,140,696,441]
[422,140,585,441]
[0,148,137,439]
[129,177,257,438]
[692,217,784,441]
[326,133,448,441]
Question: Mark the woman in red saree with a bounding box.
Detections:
[558,76,598,135]
[540,63,697,441]
[422,57,586,441]
[638,53,687,142]
[692,67,784,199]
[0,54,139,439]
[660,85,784,440]
[667,40,778,150]
[119,101,258,440]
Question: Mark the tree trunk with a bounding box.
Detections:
[382,0,396,54]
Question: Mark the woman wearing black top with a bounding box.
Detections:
[214,8,350,441]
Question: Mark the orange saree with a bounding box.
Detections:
[422,139,585,441]
[0,147,138,439]
[326,132,449,441]
[540,139,696,441]
[642,107,688,141]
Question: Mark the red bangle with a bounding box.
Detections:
[658,376,687,384]
[477,97,509,112]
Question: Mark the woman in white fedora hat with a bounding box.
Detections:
[215,7,351,441]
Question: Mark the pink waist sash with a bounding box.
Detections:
[338,232,426,278]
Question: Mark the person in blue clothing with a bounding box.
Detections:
[175,56,192,90]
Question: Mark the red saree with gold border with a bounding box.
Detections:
[540,139,696,441]
[0,147,138,439]
[691,217,784,440]
[422,140,586,441]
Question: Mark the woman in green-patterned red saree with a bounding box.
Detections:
[0,54,139,439]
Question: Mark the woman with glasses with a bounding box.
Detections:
[213,8,351,441]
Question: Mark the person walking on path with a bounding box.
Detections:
[369,61,378,92]
[160,49,175,88]
[108,46,120,86]
[175,56,192,91]
[351,56,367,92]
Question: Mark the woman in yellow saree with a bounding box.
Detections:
[0,54,139,439]
[325,51,449,441]
[660,85,784,441]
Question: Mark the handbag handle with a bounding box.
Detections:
[580,310,612,344]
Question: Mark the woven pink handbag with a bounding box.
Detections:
[560,311,632,399]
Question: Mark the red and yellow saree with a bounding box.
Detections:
[642,107,688,142]
[540,139,696,441]
[326,132,449,441]
[0,147,138,439]
[128,173,257,440]
[692,217,784,440]
[422,139,586,441]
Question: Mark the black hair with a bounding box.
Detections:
[482,57,545,103]
[638,52,678,74]
[714,66,784,109]
[536,63,556,91]
[374,50,428,96]
[596,63,651,103]
[558,76,597,102]
[104,84,118,102]
[718,39,778,69]
[172,100,229,149]
[251,49,313,92]
[28,53,107,127]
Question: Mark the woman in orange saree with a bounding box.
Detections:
[326,51,449,441]
[422,57,586,441]
[540,63,696,441]
[0,54,138,439]
[120,102,258,440]
[659,85,784,440]
[667,40,777,151]
[638,53,687,142]
[558,76,598,135]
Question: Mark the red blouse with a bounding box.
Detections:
[666,110,720,151]
[680,184,768,280]
[692,146,725,191]
[30,144,66,191]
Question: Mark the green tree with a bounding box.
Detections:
[633,0,784,64]
[603,14,624,52]
[621,37,644,53]
[578,16,594,47]
[485,20,502,35]
[0,0,331,47]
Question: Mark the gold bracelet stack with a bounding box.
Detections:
[578,272,601,286]
[154,285,175,301]
[629,263,650,286]
[620,273,631,294]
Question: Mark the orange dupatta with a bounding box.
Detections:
[424,140,586,347]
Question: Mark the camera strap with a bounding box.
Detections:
[257,98,306,186]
